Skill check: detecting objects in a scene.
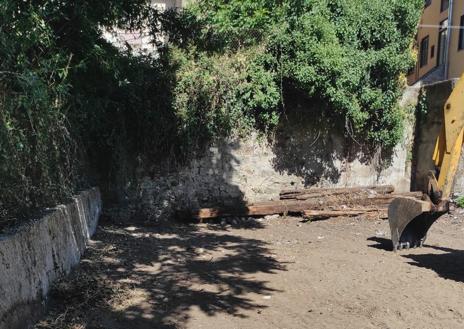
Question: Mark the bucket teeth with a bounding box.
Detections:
[395,240,425,251]
[398,242,410,250]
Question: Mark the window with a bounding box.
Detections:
[459,15,464,50]
[438,19,448,65]
[431,45,435,58]
[425,0,432,8]
[441,0,449,12]
[420,36,429,67]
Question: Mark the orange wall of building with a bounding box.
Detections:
[409,1,449,84]
[448,0,464,79]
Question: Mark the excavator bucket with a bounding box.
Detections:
[387,73,464,251]
[388,197,446,251]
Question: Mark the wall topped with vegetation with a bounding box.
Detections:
[0,0,423,227]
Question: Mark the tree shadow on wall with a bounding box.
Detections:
[141,139,250,222]
[39,221,286,328]
[271,90,395,187]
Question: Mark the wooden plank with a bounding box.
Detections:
[279,185,395,200]
[365,192,424,200]
[283,190,423,201]
[280,185,395,195]
[302,208,387,218]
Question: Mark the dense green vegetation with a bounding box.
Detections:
[172,0,423,146]
[0,0,161,223]
[0,0,422,226]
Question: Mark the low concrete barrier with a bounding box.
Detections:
[0,188,102,329]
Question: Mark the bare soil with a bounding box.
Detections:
[35,213,464,329]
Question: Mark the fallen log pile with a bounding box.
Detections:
[190,185,425,221]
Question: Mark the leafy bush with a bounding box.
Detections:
[456,196,464,209]
[175,0,423,147]
[0,0,160,225]
[0,2,75,222]
[171,46,280,146]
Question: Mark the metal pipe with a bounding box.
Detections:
[445,0,454,80]
[418,24,463,29]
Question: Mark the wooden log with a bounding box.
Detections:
[302,208,387,218]
[280,185,395,200]
[193,200,317,219]
[190,193,418,219]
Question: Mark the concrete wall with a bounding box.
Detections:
[0,188,102,329]
[411,80,453,191]
[454,149,464,195]
[410,78,464,195]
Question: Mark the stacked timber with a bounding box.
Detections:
[190,185,424,221]
[280,185,395,200]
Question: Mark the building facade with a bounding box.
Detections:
[151,0,186,10]
[103,0,190,54]
[408,0,464,84]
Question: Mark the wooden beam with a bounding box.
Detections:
[280,185,395,199]
[302,208,387,218]
[190,193,420,219]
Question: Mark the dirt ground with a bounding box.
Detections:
[35,213,464,329]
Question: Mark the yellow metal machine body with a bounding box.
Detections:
[433,76,464,199]
[389,75,464,251]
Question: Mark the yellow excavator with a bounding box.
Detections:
[389,75,464,251]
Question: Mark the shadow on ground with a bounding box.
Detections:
[367,237,464,283]
[367,237,392,251]
[402,245,464,283]
[36,219,286,329]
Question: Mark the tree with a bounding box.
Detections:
[0,0,161,224]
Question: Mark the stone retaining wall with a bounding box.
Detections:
[131,100,416,221]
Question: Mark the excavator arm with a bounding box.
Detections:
[433,76,464,199]
[389,75,464,251]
